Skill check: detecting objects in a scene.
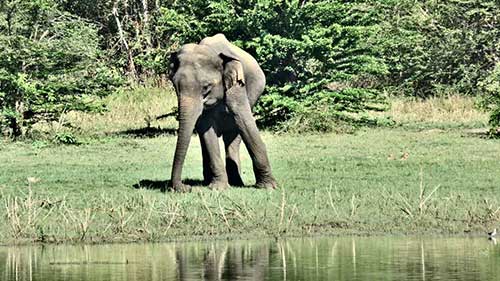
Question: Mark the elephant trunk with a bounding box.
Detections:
[170,96,203,187]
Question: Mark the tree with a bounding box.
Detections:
[378,0,500,97]
[0,0,122,137]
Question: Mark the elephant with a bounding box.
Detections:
[168,33,277,192]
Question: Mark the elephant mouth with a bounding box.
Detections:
[203,97,219,109]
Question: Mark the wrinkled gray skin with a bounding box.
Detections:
[169,34,277,192]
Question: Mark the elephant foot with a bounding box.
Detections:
[172,183,192,193]
[209,179,229,191]
[255,178,277,190]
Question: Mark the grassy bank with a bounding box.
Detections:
[0,89,498,244]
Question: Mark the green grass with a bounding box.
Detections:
[0,88,499,244]
[1,129,499,244]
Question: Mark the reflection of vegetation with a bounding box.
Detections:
[1,238,500,281]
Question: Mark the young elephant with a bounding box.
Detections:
[169,34,277,192]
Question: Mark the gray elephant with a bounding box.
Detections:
[169,34,277,192]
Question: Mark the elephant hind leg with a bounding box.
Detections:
[223,131,244,187]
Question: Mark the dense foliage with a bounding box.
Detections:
[379,0,500,98]
[1,0,500,135]
[480,63,500,128]
[0,0,121,137]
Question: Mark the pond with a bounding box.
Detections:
[1,236,498,281]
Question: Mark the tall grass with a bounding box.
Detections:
[387,95,488,128]
[32,88,489,139]
[65,87,178,136]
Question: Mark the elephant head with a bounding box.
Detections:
[169,43,244,191]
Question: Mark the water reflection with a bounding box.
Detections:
[1,237,499,281]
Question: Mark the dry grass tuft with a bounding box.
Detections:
[387,95,488,126]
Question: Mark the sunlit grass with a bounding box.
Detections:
[69,90,489,135]
[1,127,499,244]
[385,95,488,128]
[65,86,178,135]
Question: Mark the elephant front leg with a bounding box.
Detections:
[225,86,277,189]
[197,122,229,190]
[223,131,244,186]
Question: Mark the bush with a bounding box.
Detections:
[379,0,500,98]
[54,132,79,145]
[0,0,122,138]
[479,63,500,130]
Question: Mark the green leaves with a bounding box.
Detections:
[376,0,500,129]
[479,63,500,127]
[379,0,500,98]
[0,0,122,137]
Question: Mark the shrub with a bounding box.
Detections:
[378,0,500,98]
[0,0,122,138]
[54,132,79,145]
[56,0,500,130]
[479,63,500,131]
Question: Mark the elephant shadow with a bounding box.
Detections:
[118,127,177,138]
[133,179,205,192]
[133,179,256,192]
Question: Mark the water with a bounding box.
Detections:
[1,236,499,281]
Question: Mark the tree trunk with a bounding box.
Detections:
[142,0,149,26]
[112,1,137,80]
[9,101,24,138]
[142,0,152,49]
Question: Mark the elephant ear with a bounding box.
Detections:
[220,53,245,90]
[169,52,179,80]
